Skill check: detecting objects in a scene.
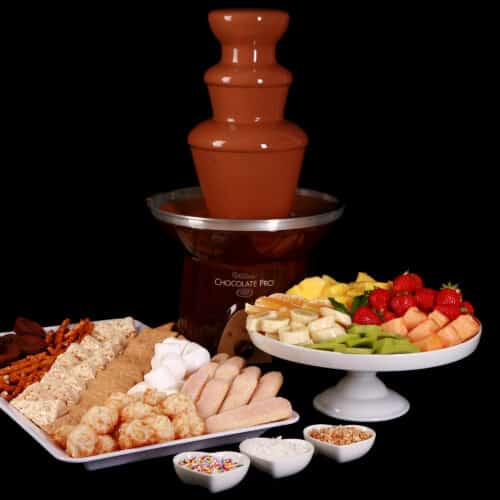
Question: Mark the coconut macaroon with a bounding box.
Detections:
[59,387,203,457]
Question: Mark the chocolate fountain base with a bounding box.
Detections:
[178,256,307,352]
[148,187,343,353]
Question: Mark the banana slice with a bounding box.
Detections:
[320,307,352,327]
[279,328,311,345]
[308,315,338,333]
[310,324,346,342]
[260,317,290,333]
[290,308,319,325]
[290,320,305,330]
[265,331,279,340]
[245,311,278,331]
[319,307,336,316]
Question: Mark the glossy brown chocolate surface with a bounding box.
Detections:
[188,9,308,219]
[153,190,340,349]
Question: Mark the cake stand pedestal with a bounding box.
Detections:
[249,329,481,422]
[313,371,409,422]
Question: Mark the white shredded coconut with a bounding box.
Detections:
[242,437,311,460]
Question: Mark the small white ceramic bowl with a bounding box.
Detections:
[303,424,376,463]
[239,437,314,478]
[173,451,250,493]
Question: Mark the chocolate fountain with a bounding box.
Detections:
[148,9,343,353]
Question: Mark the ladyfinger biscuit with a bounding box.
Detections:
[181,362,218,402]
[205,397,292,434]
[196,378,230,419]
[212,353,230,363]
[242,366,261,378]
[250,371,283,402]
[219,371,259,412]
[214,356,245,382]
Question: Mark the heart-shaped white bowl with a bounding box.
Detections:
[173,451,250,493]
[303,424,375,463]
[239,437,314,478]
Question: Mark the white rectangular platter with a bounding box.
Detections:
[0,319,299,470]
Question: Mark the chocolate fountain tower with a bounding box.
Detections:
[189,9,308,219]
[148,9,343,353]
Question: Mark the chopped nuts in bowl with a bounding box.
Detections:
[303,424,376,463]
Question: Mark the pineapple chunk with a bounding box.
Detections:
[325,283,349,297]
[334,295,351,306]
[356,272,376,282]
[286,285,303,296]
[295,277,326,300]
[374,281,392,290]
[321,275,336,285]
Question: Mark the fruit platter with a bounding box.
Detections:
[247,272,481,421]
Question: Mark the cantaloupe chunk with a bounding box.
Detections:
[408,318,440,342]
[449,315,480,342]
[414,334,445,351]
[428,310,449,328]
[403,307,427,330]
[437,324,461,347]
[381,318,409,336]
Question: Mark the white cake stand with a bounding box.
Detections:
[249,329,481,422]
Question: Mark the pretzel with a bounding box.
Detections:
[0,378,12,391]
[0,317,94,401]
[0,352,48,375]
[77,319,92,343]
[54,319,70,348]
[45,329,55,346]
[7,357,55,383]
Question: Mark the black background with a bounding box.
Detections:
[0,0,494,495]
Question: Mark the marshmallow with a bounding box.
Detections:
[181,342,210,375]
[144,366,179,393]
[151,352,186,381]
[160,337,189,353]
[128,382,150,396]
[133,339,212,397]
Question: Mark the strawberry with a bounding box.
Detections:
[353,306,382,325]
[408,273,424,289]
[415,288,436,311]
[382,310,397,321]
[460,301,475,315]
[368,289,391,311]
[435,304,461,321]
[393,274,418,294]
[390,294,417,316]
[436,283,462,306]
